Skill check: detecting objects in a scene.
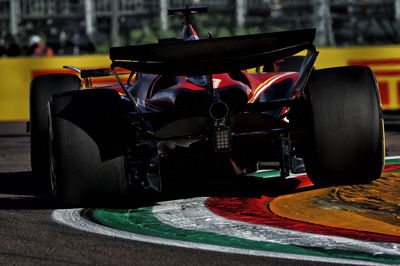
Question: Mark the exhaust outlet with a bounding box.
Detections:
[209,101,229,120]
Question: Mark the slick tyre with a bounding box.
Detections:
[304,66,384,186]
[30,74,80,179]
[48,89,128,207]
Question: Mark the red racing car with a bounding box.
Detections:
[30,6,384,207]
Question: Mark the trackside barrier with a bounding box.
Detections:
[0,55,110,121]
[1,45,400,121]
[315,46,400,111]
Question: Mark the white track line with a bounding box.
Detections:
[53,205,396,266]
[51,156,400,265]
[153,197,400,255]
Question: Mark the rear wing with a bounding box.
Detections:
[168,6,208,16]
[110,28,316,75]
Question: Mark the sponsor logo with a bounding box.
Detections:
[348,59,400,110]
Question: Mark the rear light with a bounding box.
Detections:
[212,126,231,152]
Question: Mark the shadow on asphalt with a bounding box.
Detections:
[0,169,309,210]
[0,159,318,210]
[384,111,400,131]
[0,171,55,210]
[117,174,309,210]
[0,117,399,210]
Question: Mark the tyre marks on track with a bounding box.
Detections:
[270,159,400,237]
[52,157,400,265]
[207,197,400,242]
[270,173,400,237]
[53,201,400,265]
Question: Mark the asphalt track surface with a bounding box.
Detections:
[0,116,399,266]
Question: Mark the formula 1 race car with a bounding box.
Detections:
[30,6,384,207]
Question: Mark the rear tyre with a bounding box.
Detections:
[30,74,80,179]
[48,89,129,207]
[304,66,384,186]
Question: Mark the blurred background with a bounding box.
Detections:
[0,0,400,56]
